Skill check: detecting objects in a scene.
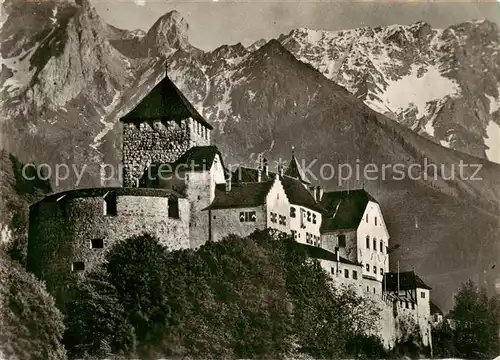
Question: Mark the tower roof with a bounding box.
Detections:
[284,154,311,185]
[120,71,213,129]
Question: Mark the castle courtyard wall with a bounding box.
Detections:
[27,188,190,304]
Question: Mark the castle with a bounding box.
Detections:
[27,70,433,350]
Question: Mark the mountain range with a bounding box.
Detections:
[1,0,499,311]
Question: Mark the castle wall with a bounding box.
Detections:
[321,230,358,263]
[416,288,432,346]
[122,118,210,187]
[209,206,267,242]
[318,258,364,291]
[27,188,190,304]
[357,201,390,282]
[290,205,322,245]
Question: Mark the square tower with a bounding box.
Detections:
[120,69,213,187]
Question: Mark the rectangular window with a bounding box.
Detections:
[375,217,378,226]
[279,214,286,226]
[72,261,85,271]
[366,214,369,222]
[307,211,311,222]
[291,230,297,239]
[373,266,377,274]
[353,270,358,280]
[338,234,346,247]
[405,301,409,309]
[412,303,415,310]
[290,207,296,218]
[366,236,370,249]
[90,239,104,249]
[344,269,349,278]
[168,197,180,218]
[373,239,377,251]
[380,241,384,253]
[240,211,257,222]
[103,194,117,216]
[380,268,383,275]
[366,264,370,272]
[270,212,277,223]
[421,291,426,299]
[331,267,335,275]
[312,213,317,224]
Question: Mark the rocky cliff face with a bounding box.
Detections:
[1,1,499,310]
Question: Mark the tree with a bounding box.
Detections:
[432,320,455,358]
[63,271,136,359]
[0,251,66,360]
[104,234,172,357]
[450,280,500,359]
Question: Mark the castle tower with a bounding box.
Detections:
[120,68,213,187]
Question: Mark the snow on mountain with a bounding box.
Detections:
[278,21,500,162]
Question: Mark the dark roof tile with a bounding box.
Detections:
[320,189,378,232]
[204,181,274,210]
[120,72,212,129]
[290,242,360,266]
[383,271,432,291]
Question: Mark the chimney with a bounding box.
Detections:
[257,154,263,182]
[277,163,284,178]
[311,186,317,201]
[226,176,232,192]
[317,185,323,201]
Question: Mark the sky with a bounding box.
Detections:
[92,0,500,51]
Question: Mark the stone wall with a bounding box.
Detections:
[27,188,190,305]
[321,229,358,262]
[122,117,211,187]
[209,206,267,242]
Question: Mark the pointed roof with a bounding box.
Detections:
[120,72,213,129]
[230,166,325,213]
[320,189,378,232]
[284,153,311,185]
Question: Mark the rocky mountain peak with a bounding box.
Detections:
[142,10,191,56]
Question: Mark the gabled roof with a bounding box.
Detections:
[173,146,222,171]
[145,146,222,178]
[383,271,432,291]
[284,154,311,185]
[231,166,274,183]
[430,302,443,315]
[204,181,274,210]
[120,72,213,129]
[320,189,378,232]
[231,166,324,213]
[280,176,325,213]
[290,242,360,266]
